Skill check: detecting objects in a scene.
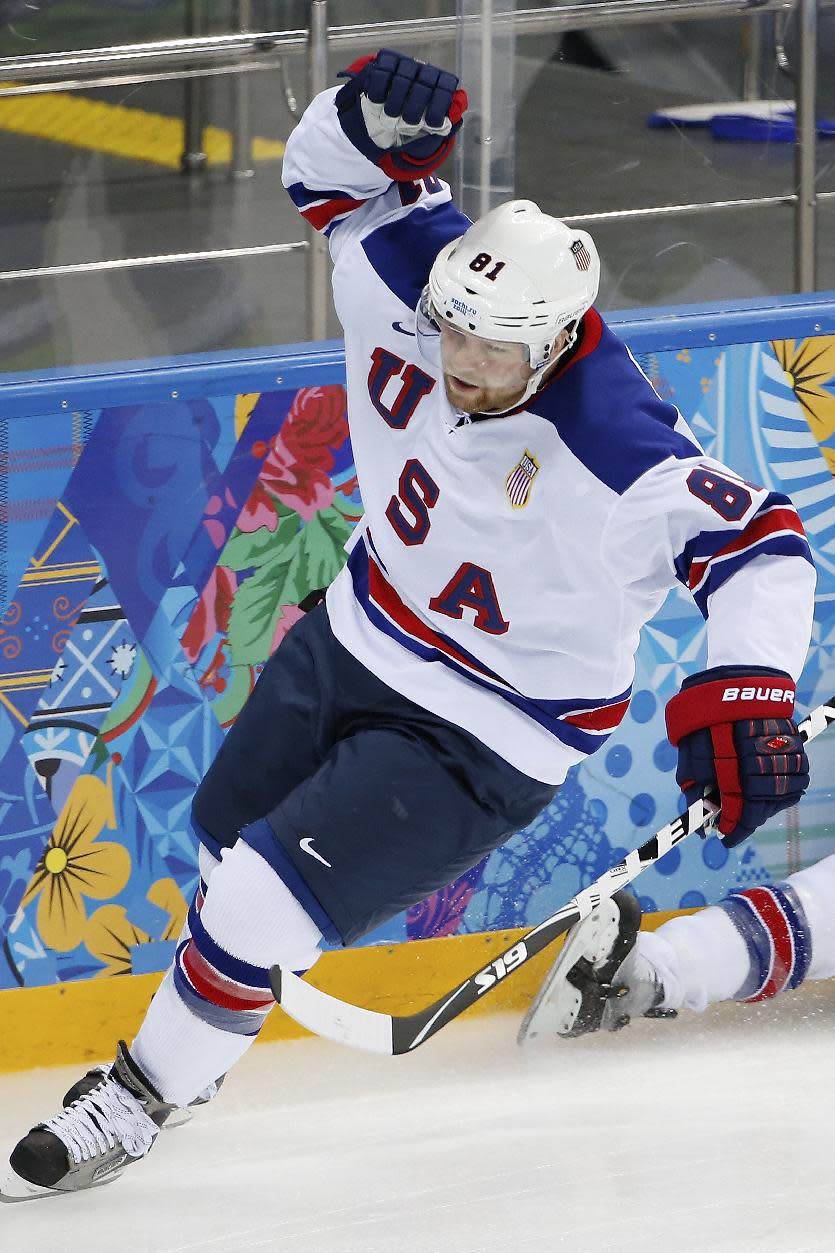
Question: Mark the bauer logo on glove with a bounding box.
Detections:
[721,684,795,703]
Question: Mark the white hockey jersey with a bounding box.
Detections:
[282,87,816,785]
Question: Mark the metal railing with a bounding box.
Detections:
[0,0,830,338]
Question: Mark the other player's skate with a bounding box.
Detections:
[518,890,676,1043]
[0,1041,174,1202]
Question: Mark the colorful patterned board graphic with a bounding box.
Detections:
[1,335,834,987]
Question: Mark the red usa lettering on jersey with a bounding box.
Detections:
[721,686,795,702]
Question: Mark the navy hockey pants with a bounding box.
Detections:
[192,604,556,945]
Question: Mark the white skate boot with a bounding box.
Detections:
[518,890,676,1043]
[1,1041,174,1201]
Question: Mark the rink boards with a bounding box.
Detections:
[1,292,835,1069]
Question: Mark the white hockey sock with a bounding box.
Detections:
[172,843,222,948]
[133,841,323,1106]
[198,842,222,885]
[787,853,835,980]
[133,969,255,1106]
[636,907,750,1012]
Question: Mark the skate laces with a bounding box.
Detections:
[44,1078,158,1164]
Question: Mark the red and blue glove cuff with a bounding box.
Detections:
[335,49,467,181]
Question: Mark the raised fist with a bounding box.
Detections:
[336,48,468,180]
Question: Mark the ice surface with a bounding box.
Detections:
[1,985,834,1252]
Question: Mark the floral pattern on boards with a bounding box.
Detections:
[181,385,362,724]
[2,338,835,990]
[19,763,130,953]
[84,877,188,977]
[243,384,351,522]
[405,862,486,940]
[0,383,364,986]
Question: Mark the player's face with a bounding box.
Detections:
[439,324,535,414]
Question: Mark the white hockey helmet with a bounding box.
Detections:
[422,200,600,407]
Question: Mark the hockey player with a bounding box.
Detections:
[2,49,816,1199]
[520,851,835,1042]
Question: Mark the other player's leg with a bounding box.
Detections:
[521,852,835,1042]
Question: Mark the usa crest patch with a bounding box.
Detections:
[505,449,540,508]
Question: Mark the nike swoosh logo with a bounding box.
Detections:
[391,320,416,336]
[299,836,332,868]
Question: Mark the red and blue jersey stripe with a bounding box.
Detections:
[675,492,813,617]
[347,533,631,757]
[286,179,369,237]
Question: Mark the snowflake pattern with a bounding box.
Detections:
[108,640,137,679]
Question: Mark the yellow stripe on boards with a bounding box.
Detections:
[0,911,685,1073]
[21,566,102,583]
[0,87,285,169]
[0,675,54,689]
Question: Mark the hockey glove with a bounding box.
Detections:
[335,48,468,181]
[665,665,809,848]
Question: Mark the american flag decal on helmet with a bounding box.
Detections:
[505,449,540,508]
[570,239,592,271]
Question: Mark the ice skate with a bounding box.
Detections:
[518,890,675,1043]
[0,1041,174,1202]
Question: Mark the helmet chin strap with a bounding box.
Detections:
[475,320,579,417]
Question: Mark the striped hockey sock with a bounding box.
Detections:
[719,883,812,1002]
[173,897,275,1037]
[133,841,322,1104]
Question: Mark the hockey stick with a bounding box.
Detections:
[269,695,835,1055]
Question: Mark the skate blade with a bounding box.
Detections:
[0,1164,125,1202]
[164,1107,194,1130]
[517,921,595,1045]
[0,1173,63,1203]
[518,899,623,1045]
